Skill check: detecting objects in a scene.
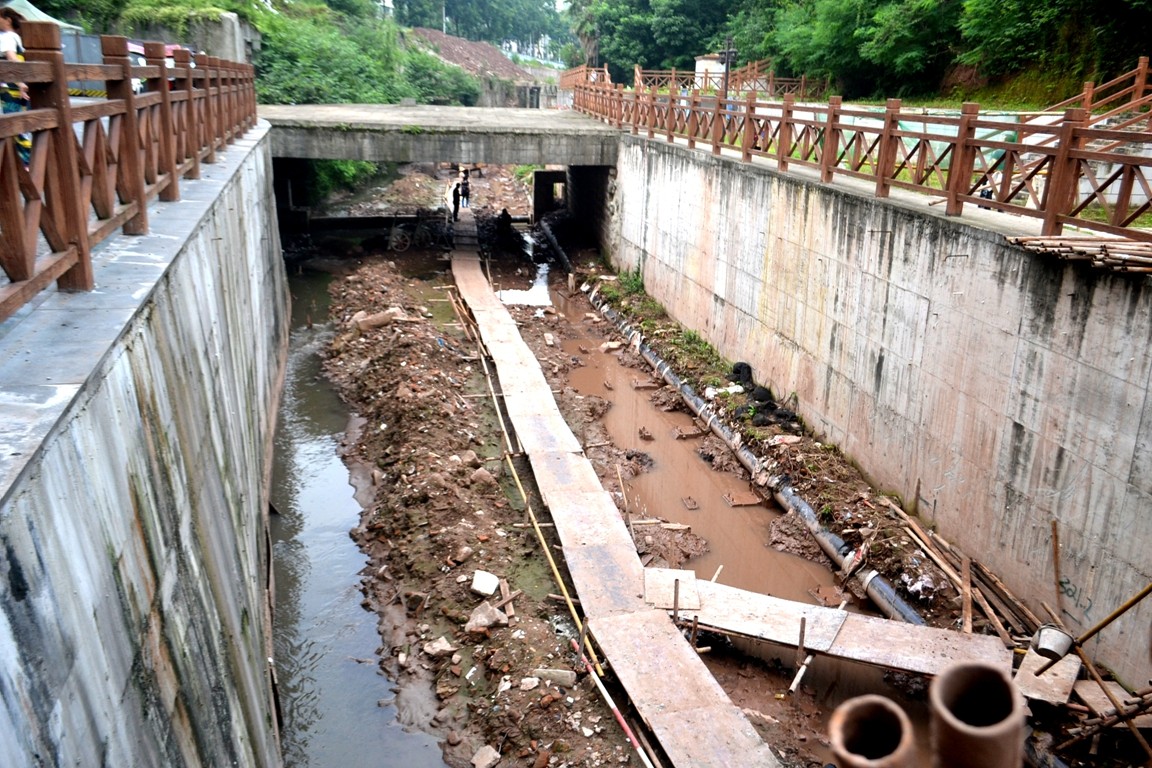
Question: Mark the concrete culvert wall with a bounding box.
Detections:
[593,133,1152,687]
[0,128,287,766]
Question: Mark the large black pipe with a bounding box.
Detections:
[588,285,925,625]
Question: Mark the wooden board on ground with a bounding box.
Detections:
[830,613,1013,676]
[692,580,847,652]
[591,610,782,768]
[1075,680,1152,728]
[645,568,701,610]
[1014,648,1081,704]
[723,490,762,507]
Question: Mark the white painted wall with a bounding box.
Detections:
[0,128,287,765]
[608,135,1152,686]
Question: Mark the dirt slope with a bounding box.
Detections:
[409,28,533,82]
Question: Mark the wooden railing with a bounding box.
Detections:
[559,64,611,90]
[0,22,257,323]
[570,79,1152,243]
[628,61,826,100]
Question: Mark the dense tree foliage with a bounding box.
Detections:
[392,0,569,54]
[566,0,736,80]
[567,0,1152,99]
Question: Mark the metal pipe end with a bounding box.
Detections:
[830,694,916,767]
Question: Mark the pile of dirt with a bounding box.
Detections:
[409,28,534,82]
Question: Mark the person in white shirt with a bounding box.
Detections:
[0,8,30,166]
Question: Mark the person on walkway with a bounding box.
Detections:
[460,169,471,209]
[452,183,461,221]
[0,8,30,167]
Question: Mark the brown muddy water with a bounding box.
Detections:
[270,270,446,768]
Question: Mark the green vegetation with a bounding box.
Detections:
[40,1,484,108]
[565,0,1152,102]
[513,164,543,183]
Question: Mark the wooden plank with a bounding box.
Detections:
[1014,648,1081,704]
[647,707,782,768]
[592,611,782,767]
[692,580,847,652]
[723,490,762,507]
[830,613,1013,677]
[1075,681,1152,728]
[645,568,701,610]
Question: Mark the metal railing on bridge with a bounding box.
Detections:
[562,59,1152,261]
[0,22,257,323]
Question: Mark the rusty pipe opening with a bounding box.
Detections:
[830,694,916,768]
[930,662,1024,768]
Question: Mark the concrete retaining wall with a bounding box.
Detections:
[0,125,287,765]
[604,135,1152,686]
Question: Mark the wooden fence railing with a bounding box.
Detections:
[632,61,826,100]
[569,78,1152,244]
[0,22,257,323]
[560,61,828,101]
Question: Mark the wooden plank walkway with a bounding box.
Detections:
[452,246,782,767]
[451,239,1013,765]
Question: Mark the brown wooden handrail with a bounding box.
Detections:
[561,60,828,100]
[0,22,258,323]
[568,71,1152,245]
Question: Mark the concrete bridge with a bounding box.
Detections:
[259,104,620,165]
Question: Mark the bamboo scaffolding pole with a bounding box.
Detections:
[1041,602,1152,763]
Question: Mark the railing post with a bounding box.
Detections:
[634,63,643,91]
[778,94,794,172]
[820,95,842,182]
[1082,80,1095,112]
[875,98,901,198]
[221,56,237,143]
[799,74,807,99]
[768,71,775,98]
[1134,56,1149,103]
[646,86,657,139]
[631,84,640,134]
[1042,108,1087,236]
[102,35,147,235]
[945,102,980,216]
[711,90,723,156]
[174,48,200,179]
[687,89,700,150]
[740,91,756,162]
[202,54,218,163]
[23,22,92,291]
[145,41,179,202]
[666,85,676,143]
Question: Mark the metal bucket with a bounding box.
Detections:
[1031,624,1073,660]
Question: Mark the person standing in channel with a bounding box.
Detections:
[0,7,30,166]
[461,169,471,208]
[452,183,461,221]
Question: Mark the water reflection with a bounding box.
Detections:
[270,270,446,768]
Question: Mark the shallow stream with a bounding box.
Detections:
[269,270,447,768]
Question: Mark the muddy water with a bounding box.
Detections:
[564,343,836,602]
[270,270,446,768]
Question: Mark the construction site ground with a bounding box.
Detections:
[292,163,1144,768]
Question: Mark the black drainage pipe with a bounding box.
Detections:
[587,285,925,626]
